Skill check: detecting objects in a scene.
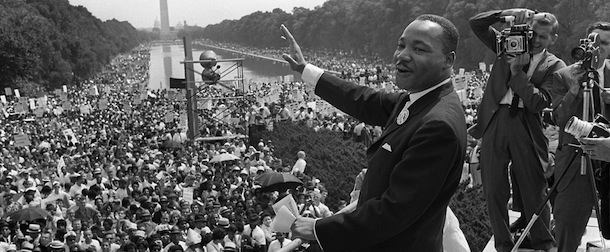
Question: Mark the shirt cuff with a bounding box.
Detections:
[302,64,324,86]
[313,218,324,251]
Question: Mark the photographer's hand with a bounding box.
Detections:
[280,24,307,74]
[567,64,587,95]
[506,53,530,77]
[581,137,610,162]
[501,8,535,24]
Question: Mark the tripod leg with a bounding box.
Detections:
[586,154,607,249]
[511,148,580,252]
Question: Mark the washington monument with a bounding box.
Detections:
[159,0,170,38]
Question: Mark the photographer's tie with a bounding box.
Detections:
[509,63,530,117]
[593,72,602,116]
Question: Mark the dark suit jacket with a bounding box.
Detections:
[552,64,610,190]
[468,10,566,169]
[312,73,467,252]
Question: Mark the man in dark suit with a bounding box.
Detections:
[469,8,565,252]
[281,14,467,251]
[552,22,610,252]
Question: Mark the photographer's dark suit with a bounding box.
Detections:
[552,64,610,252]
[312,72,467,252]
[469,10,566,252]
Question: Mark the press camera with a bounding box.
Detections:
[571,32,602,70]
[565,114,610,138]
[496,16,534,56]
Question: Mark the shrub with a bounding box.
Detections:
[450,183,492,252]
[253,122,365,210]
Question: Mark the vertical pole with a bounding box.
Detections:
[183,36,199,140]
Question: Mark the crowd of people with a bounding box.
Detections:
[0,26,497,252]
[0,43,351,252]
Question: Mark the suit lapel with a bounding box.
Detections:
[374,83,453,142]
[529,51,549,86]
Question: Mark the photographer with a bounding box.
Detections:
[551,21,610,252]
[469,8,565,252]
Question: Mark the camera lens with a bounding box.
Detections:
[571,47,586,61]
[510,41,518,48]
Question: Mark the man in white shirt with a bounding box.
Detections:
[469,8,565,252]
[267,232,291,252]
[69,174,88,198]
[291,151,307,175]
[241,215,266,250]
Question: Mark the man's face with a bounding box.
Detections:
[77,196,86,207]
[104,234,115,243]
[592,28,610,60]
[72,220,81,231]
[40,233,51,246]
[84,230,93,242]
[393,20,452,92]
[170,233,180,243]
[1,226,10,237]
[530,22,557,54]
[120,235,130,245]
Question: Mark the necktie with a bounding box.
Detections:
[592,72,602,116]
[509,63,530,117]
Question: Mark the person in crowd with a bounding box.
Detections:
[68,175,88,198]
[205,228,225,252]
[73,194,100,227]
[258,213,274,245]
[468,8,565,252]
[290,151,306,176]
[162,227,187,252]
[222,224,241,252]
[78,229,101,252]
[241,215,265,251]
[266,232,291,252]
[552,21,610,252]
[281,12,467,251]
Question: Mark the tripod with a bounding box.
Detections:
[511,71,606,251]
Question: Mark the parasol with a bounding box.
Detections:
[255,171,303,192]
[4,207,51,222]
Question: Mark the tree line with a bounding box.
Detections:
[0,0,158,93]
[180,0,610,70]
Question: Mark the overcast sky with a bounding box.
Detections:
[68,0,328,29]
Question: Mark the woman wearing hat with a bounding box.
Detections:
[0,221,12,244]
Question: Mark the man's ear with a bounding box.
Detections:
[444,51,456,70]
[549,34,558,47]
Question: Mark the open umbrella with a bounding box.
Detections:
[255,171,303,192]
[4,207,50,222]
[210,153,239,163]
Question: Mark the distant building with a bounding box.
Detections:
[154,17,160,30]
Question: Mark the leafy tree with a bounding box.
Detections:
[0,0,155,94]
[195,0,607,70]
